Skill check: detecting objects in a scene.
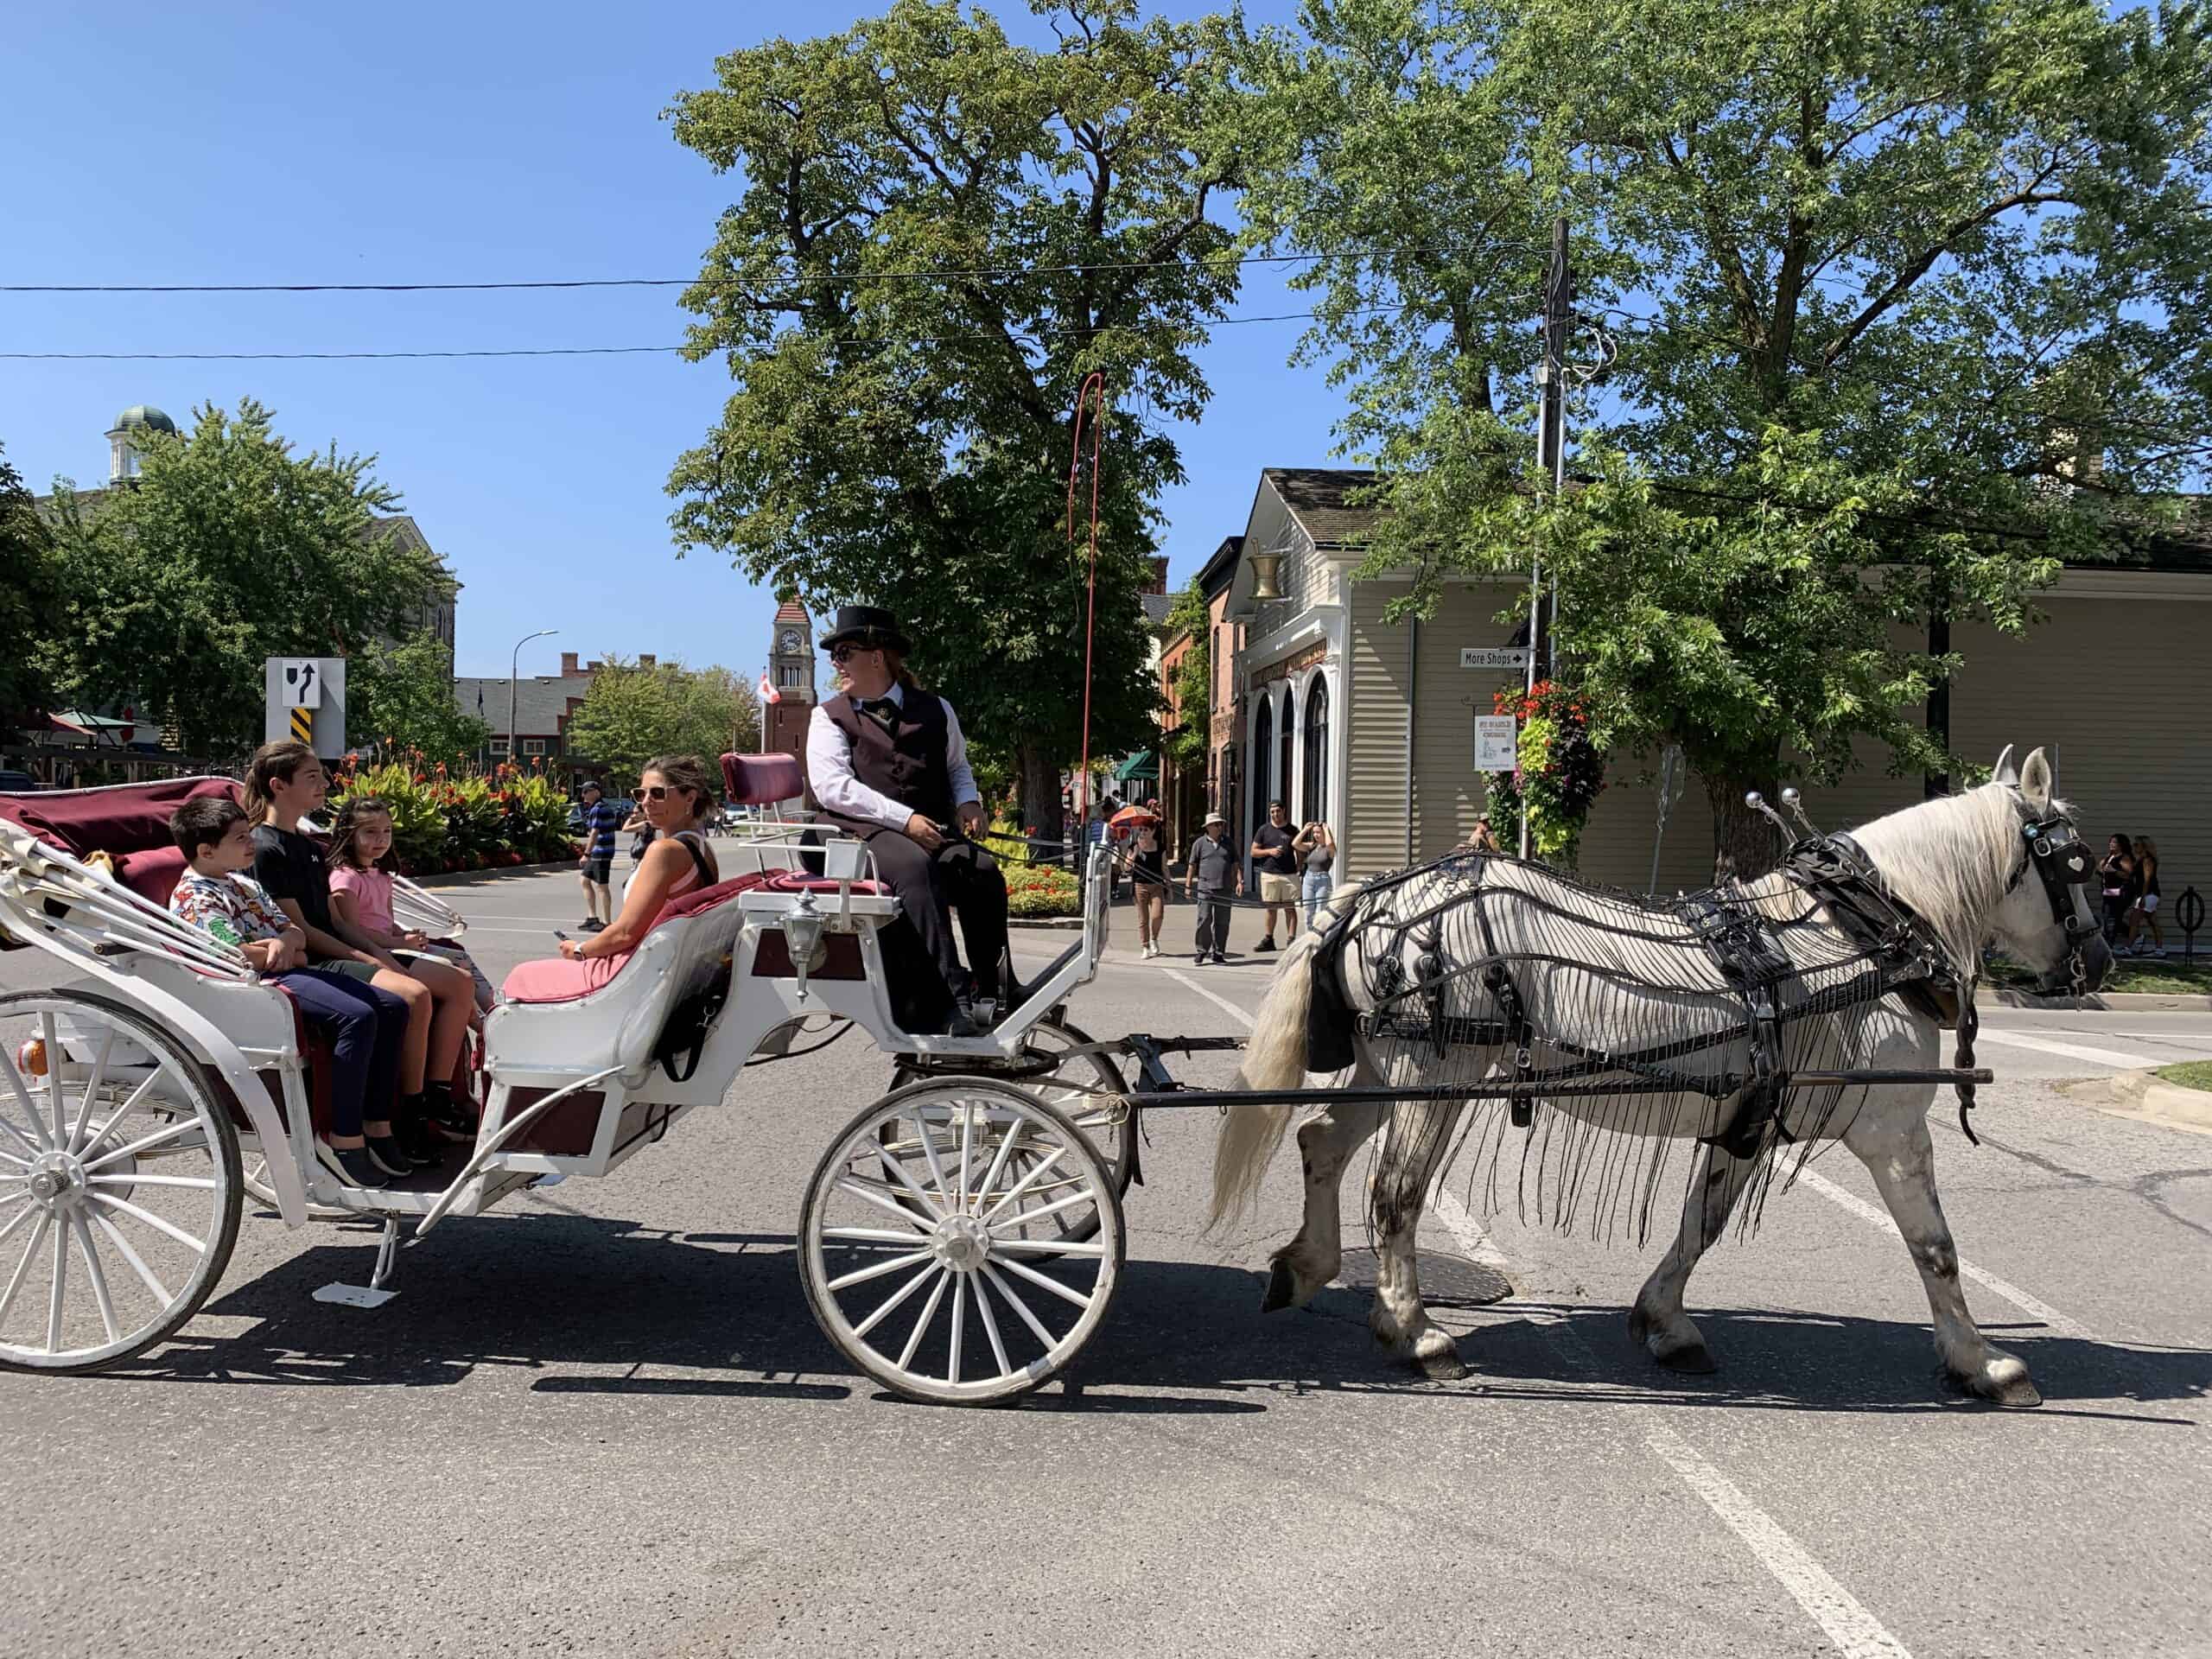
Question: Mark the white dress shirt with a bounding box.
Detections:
[806,682,982,832]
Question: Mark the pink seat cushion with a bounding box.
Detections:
[500,872,773,1005]
[721,753,804,807]
[761,873,885,895]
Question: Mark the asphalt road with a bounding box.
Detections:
[3,859,2209,1658]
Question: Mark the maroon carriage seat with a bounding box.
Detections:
[721,752,804,806]
[0,777,239,911]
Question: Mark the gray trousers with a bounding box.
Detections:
[1193,889,1232,957]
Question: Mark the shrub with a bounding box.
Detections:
[327,753,580,875]
[1006,863,1080,918]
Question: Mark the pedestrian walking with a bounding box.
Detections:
[1294,817,1336,931]
[1185,810,1241,963]
[1129,799,1167,959]
[1251,800,1300,950]
[2124,834,2168,957]
[575,779,620,932]
[2098,834,2138,945]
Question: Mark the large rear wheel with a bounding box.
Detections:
[801,1077,1122,1406]
[0,990,242,1373]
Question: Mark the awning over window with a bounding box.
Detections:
[1112,751,1158,783]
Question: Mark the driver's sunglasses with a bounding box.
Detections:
[830,645,874,664]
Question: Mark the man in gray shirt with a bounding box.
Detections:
[1185,810,1243,963]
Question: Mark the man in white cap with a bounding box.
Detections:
[1184,809,1242,963]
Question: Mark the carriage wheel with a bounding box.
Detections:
[0,991,242,1373]
[801,1077,1122,1406]
[888,1020,1134,1247]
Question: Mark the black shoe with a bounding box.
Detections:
[946,998,980,1039]
[421,1084,476,1142]
[1211,952,1229,964]
[317,1141,388,1190]
[363,1135,414,1179]
[580,918,607,933]
[394,1110,440,1167]
[1256,937,1277,951]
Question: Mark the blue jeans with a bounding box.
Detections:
[272,969,407,1137]
[1301,868,1332,930]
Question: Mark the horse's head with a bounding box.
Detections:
[1981,745,2111,995]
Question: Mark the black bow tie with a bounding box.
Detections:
[860,696,899,724]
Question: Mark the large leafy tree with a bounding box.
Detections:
[665,0,1247,844]
[348,632,492,767]
[564,658,762,789]
[40,398,449,757]
[0,443,62,729]
[1247,0,2212,873]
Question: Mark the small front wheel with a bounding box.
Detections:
[800,1078,1122,1406]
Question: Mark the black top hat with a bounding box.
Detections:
[818,605,912,655]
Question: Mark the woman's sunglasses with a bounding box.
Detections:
[639,785,683,802]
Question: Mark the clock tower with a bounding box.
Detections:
[764,593,817,799]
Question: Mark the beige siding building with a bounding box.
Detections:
[1225,467,2212,901]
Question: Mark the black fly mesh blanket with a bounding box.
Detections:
[1314,846,1962,1245]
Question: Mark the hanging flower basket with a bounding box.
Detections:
[1487,680,1605,867]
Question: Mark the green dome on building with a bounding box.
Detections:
[110,405,177,434]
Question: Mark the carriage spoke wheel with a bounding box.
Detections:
[888,1020,1134,1248]
[803,1078,1122,1406]
[0,990,242,1373]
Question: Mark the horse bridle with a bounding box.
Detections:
[2011,811,2099,993]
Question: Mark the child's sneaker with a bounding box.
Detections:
[316,1140,388,1190]
[365,1134,415,1179]
[421,1083,477,1142]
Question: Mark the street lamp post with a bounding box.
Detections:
[509,628,558,764]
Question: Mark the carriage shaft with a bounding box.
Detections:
[1126,1066,1993,1111]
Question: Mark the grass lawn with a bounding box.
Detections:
[1985,950,2212,996]
[2155,1061,2212,1092]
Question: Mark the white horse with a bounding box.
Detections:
[1210,747,2109,1408]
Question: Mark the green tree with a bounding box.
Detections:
[565,658,762,788]
[1160,578,1211,771]
[39,398,449,757]
[0,443,62,729]
[348,632,491,767]
[1247,0,2212,873]
[664,0,1247,846]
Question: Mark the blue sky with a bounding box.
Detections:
[3,1,1341,679]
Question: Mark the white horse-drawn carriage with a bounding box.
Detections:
[0,755,1137,1403]
[0,745,2104,1409]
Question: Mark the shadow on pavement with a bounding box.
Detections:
[90,1208,2212,1423]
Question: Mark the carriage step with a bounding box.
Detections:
[311,1217,401,1308]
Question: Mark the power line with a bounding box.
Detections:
[0,302,1411,360]
[0,245,1547,296]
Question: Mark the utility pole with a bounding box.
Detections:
[1522,215,1573,859]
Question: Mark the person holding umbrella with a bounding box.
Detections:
[1112,799,1166,958]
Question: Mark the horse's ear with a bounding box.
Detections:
[2020,747,2053,814]
[1992,745,2018,787]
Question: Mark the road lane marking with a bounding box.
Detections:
[1184,968,1920,1655]
[1643,1425,1916,1659]
[1972,1030,2174,1071]
[1795,1169,2094,1340]
[1160,967,1268,1032]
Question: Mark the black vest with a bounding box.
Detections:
[817,689,956,830]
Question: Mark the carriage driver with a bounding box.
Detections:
[804,606,1013,1038]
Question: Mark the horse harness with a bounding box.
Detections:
[1317,812,2092,1158]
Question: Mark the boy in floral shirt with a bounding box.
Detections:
[168,797,410,1192]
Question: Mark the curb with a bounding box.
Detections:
[1990,988,2212,1012]
[1008,917,1084,931]
[407,858,580,889]
[2061,1069,2212,1136]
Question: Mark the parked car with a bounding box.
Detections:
[0,770,41,793]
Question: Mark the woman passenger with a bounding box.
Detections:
[503,755,721,1001]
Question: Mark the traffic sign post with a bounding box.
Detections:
[265,658,347,760]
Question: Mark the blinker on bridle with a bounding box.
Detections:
[2012,817,2097,938]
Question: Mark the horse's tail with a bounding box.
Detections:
[1208,924,1331,1230]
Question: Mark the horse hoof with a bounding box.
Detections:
[1650,1337,1718,1375]
[1417,1348,1470,1382]
[1261,1257,1298,1314]
[1962,1356,2043,1408]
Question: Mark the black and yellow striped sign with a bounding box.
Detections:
[289,706,312,747]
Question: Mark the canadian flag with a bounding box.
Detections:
[759,670,781,705]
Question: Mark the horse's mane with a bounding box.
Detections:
[1844,781,2039,974]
